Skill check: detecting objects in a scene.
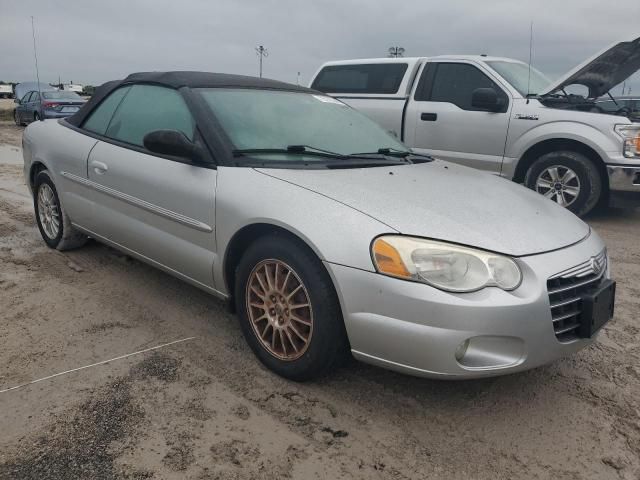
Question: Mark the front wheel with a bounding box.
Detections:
[524,151,602,217]
[234,233,348,381]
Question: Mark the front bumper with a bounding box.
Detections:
[607,164,640,207]
[326,231,608,379]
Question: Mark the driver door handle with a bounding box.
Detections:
[421,112,438,121]
[90,160,108,175]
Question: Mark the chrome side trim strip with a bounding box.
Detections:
[61,171,213,233]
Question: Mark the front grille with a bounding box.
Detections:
[546,249,607,342]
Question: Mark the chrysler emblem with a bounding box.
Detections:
[591,256,603,275]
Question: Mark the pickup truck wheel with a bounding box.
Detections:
[524,151,602,217]
[34,171,88,250]
[235,233,348,381]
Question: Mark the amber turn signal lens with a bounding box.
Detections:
[372,238,410,278]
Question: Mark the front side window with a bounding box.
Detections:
[105,85,195,147]
[426,63,508,111]
[21,92,33,103]
[198,88,406,161]
[311,63,408,94]
[83,86,131,135]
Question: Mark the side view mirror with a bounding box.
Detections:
[14,98,20,104]
[143,129,207,163]
[471,87,503,112]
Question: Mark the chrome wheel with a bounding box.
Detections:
[246,259,313,361]
[535,165,581,207]
[37,184,60,240]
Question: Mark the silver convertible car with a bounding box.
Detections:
[22,72,616,380]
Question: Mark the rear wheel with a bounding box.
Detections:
[34,171,88,250]
[234,233,348,381]
[34,112,40,122]
[524,151,602,217]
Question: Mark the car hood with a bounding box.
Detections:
[540,34,640,98]
[257,161,590,257]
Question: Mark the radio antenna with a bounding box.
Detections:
[31,16,43,121]
[526,21,533,104]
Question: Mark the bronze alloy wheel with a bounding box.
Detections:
[246,259,313,361]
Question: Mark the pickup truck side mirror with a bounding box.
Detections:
[143,129,207,164]
[471,88,503,112]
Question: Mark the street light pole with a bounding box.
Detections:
[255,45,269,78]
[388,46,405,58]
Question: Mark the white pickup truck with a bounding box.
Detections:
[311,35,640,216]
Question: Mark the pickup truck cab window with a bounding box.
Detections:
[311,63,408,94]
[105,85,195,146]
[419,62,508,112]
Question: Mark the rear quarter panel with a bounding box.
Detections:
[23,120,98,222]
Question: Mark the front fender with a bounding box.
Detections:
[508,121,619,162]
[213,167,395,295]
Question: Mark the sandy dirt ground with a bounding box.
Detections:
[0,118,639,480]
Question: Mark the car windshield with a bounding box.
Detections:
[486,61,551,96]
[197,88,407,162]
[42,91,82,100]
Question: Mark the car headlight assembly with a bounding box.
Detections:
[615,124,640,158]
[371,236,522,293]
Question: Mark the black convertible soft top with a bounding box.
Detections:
[67,71,315,127]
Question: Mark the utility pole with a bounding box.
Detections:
[297,71,301,85]
[388,46,405,58]
[255,45,268,78]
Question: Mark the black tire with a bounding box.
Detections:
[14,110,24,127]
[34,171,88,251]
[234,233,349,381]
[524,150,602,217]
[34,112,40,122]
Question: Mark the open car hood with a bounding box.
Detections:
[540,34,640,98]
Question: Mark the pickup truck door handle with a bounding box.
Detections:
[90,160,108,175]
[421,113,438,121]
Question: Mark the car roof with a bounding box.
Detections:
[67,71,316,127]
[318,55,524,66]
[123,71,312,92]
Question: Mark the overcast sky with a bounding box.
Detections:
[1,0,638,94]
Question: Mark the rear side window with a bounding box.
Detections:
[417,63,508,112]
[311,63,408,94]
[105,85,195,147]
[83,86,131,135]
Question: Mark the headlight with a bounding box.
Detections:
[371,236,522,292]
[615,124,640,158]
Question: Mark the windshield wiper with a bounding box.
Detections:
[350,147,434,163]
[232,146,342,159]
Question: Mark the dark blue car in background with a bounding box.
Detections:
[13,85,85,126]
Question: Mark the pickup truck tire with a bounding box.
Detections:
[34,171,88,251]
[524,151,602,217]
[235,233,348,381]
